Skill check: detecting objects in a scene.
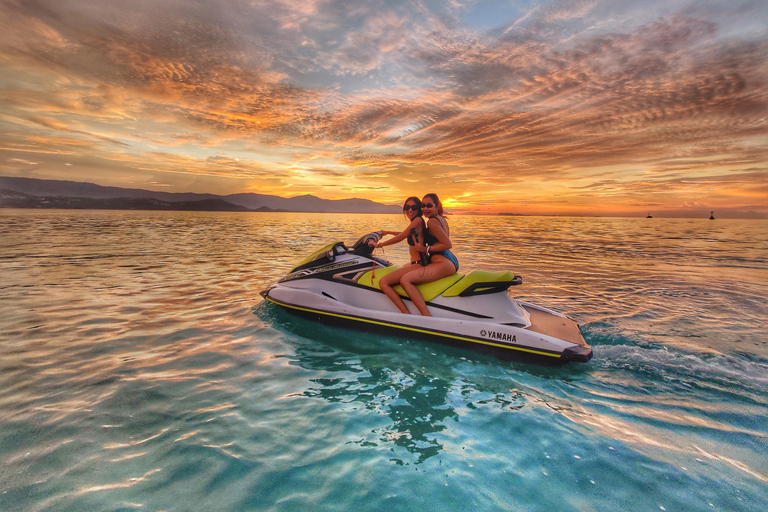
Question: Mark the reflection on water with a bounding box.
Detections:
[309,363,457,465]
[1,209,767,511]
[259,301,768,483]
[267,308,468,464]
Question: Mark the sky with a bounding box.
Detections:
[1,0,767,217]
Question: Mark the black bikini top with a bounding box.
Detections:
[424,216,448,246]
[407,217,427,246]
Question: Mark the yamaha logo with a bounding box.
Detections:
[481,329,517,343]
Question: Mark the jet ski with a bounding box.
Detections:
[260,231,592,363]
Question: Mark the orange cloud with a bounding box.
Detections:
[0,0,766,215]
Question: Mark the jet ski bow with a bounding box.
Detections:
[260,231,592,363]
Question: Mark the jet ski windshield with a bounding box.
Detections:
[289,241,348,273]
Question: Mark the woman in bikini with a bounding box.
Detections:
[374,196,427,312]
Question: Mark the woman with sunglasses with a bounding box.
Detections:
[396,193,459,316]
[373,197,428,308]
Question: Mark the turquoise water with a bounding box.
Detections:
[1,210,766,511]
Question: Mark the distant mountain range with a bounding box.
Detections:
[0,177,402,214]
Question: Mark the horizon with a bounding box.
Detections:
[1,175,761,219]
[1,1,767,218]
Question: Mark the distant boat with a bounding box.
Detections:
[710,211,715,220]
[646,213,653,218]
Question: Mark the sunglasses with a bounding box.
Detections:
[403,204,420,211]
[422,203,435,209]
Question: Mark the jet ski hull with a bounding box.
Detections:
[261,283,591,363]
[260,232,592,363]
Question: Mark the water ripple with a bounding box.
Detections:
[1,210,766,512]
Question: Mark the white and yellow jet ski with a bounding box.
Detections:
[261,232,592,363]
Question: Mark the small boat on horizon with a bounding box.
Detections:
[710,211,715,220]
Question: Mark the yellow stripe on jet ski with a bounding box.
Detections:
[263,295,561,359]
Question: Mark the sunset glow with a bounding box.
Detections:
[1,0,767,217]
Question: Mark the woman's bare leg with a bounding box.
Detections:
[379,264,418,314]
[399,257,456,316]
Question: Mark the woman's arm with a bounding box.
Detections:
[378,218,422,247]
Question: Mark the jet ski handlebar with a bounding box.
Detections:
[351,231,383,256]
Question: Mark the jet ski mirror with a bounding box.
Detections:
[326,242,349,262]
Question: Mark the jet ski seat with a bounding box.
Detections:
[357,266,462,302]
[443,270,522,297]
[357,268,521,302]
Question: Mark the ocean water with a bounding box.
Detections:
[1,209,766,512]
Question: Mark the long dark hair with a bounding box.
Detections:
[402,196,423,222]
[422,193,443,216]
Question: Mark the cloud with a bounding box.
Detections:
[7,157,37,165]
[0,0,766,213]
